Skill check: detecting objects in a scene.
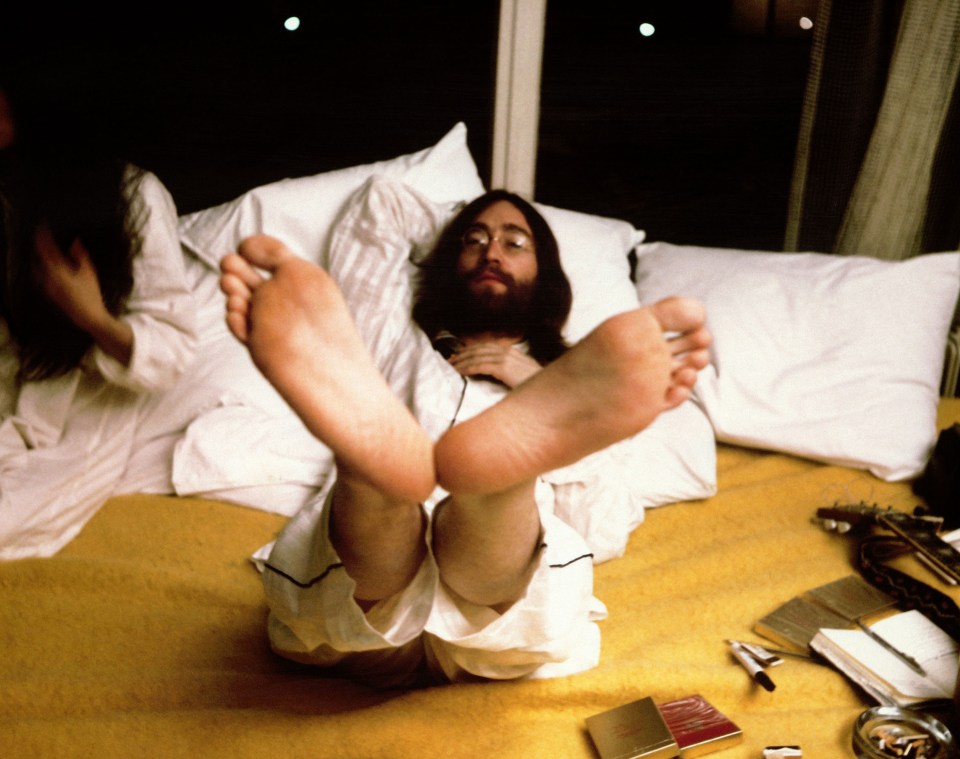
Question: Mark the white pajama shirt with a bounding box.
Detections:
[0,169,199,559]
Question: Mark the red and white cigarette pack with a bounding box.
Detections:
[658,694,743,758]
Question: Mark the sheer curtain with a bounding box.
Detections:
[785,0,960,260]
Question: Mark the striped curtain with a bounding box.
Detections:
[785,0,960,260]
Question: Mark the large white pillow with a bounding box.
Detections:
[177,118,643,345]
[177,122,485,267]
[633,242,960,480]
[535,203,644,343]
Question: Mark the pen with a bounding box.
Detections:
[729,640,776,691]
[725,639,785,667]
[855,619,927,676]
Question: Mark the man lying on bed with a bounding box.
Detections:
[219,177,710,686]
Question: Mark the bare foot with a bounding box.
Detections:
[433,297,711,495]
[220,235,435,503]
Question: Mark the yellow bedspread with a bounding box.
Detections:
[4,399,959,758]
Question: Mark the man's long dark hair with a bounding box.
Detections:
[0,153,143,381]
[412,190,572,365]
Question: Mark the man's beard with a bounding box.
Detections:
[446,267,537,336]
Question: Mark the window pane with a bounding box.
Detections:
[0,3,499,214]
[536,1,815,250]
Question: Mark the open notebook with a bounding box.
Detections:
[810,610,959,708]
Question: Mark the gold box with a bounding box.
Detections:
[586,696,680,759]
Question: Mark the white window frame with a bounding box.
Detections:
[491,0,547,199]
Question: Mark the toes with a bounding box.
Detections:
[225,309,249,343]
[667,326,711,356]
[220,270,254,301]
[236,234,298,272]
[687,347,711,370]
[225,292,250,315]
[672,346,711,373]
[671,365,699,388]
[221,250,267,289]
[664,382,693,410]
[649,296,707,334]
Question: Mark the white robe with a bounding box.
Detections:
[0,169,199,559]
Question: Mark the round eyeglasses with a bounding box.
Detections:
[461,227,532,254]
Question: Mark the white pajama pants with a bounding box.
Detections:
[263,488,606,686]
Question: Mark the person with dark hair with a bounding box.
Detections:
[3,158,146,381]
[220,177,711,685]
[0,86,199,559]
[412,188,571,373]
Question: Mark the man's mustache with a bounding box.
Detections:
[468,266,515,286]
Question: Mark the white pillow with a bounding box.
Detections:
[633,242,960,480]
[534,203,644,343]
[176,117,643,345]
[177,122,484,267]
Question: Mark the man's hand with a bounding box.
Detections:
[448,342,541,388]
[34,226,133,366]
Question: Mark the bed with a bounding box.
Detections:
[3,123,960,758]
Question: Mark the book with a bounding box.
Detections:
[658,695,743,757]
[754,595,852,654]
[753,574,895,653]
[809,609,959,708]
[803,574,896,621]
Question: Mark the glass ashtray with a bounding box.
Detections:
[852,706,957,759]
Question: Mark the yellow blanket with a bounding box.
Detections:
[4,400,959,758]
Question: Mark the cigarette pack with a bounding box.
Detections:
[658,695,743,757]
[586,696,680,759]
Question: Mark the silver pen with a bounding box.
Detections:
[728,640,776,691]
[855,618,926,676]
